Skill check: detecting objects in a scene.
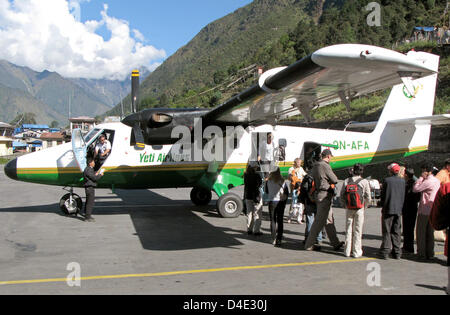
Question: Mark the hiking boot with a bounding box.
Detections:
[333,241,345,251]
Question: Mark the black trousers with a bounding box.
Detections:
[402,205,418,252]
[380,213,402,255]
[84,187,95,219]
[269,201,286,242]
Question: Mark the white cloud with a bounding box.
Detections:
[0,0,166,80]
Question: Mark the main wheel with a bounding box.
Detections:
[217,193,243,218]
[190,187,212,206]
[59,193,83,216]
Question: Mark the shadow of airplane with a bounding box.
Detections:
[0,188,247,251]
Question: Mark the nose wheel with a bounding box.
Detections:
[59,188,83,216]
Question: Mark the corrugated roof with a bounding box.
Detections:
[22,124,50,129]
[0,122,14,128]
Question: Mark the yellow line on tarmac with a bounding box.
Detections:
[1,253,445,287]
[0,257,376,286]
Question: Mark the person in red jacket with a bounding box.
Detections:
[429,182,450,295]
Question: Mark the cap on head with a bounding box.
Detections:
[388,163,401,174]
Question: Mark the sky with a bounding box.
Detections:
[0,0,253,80]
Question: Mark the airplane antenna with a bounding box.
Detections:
[120,91,124,120]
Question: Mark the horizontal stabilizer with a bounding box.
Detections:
[387,114,450,126]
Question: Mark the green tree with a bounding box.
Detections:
[50,121,59,128]
[9,113,37,126]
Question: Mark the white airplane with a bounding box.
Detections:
[4,44,449,218]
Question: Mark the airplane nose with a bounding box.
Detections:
[4,158,17,180]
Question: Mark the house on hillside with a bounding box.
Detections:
[0,122,14,156]
[69,117,96,134]
[40,132,68,149]
[14,124,50,139]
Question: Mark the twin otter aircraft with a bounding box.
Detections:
[4,44,449,217]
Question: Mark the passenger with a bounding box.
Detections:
[299,172,323,247]
[402,168,421,254]
[244,161,264,236]
[413,163,441,261]
[304,149,344,252]
[340,164,371,258]
[83,158,104,222]
[379,163,405,259]
[435,158,450,184]
[94,135,111,169]
[266,167,289,247]
[287,158,307,224]
[429,181,450,295]
[258,132,275,179]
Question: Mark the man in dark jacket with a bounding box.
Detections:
[244,162,263,235]
[83,158,104,222]
[379,163,405,259]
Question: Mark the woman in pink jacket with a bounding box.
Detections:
[413,163,441,260]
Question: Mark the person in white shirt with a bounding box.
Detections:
[266,167,289,247]
[94,135,111,167]
[258,132,275,177]
[340,163,371,258]
[288,158,307,224]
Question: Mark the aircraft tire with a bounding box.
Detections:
[59,193,83,216]
[190,187,212,206]
[217,193,243,218]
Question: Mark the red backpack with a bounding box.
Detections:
[344,178,365,210]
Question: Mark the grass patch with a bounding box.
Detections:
[0,157,12,165]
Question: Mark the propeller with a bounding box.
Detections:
[133,121,145,151]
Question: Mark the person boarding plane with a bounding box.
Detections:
[4,44,449,218]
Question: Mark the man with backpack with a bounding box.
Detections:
[340,164,371,258]
[299,172,323,247]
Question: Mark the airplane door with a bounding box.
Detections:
[303,142,322,171]
[72,129,87,172]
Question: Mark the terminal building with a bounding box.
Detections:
[0,122,14,156]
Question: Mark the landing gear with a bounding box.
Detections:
[217,193,243,218]
[190,187,212,206]
[59,188,83,216]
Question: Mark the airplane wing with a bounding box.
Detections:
[202,44,437,126]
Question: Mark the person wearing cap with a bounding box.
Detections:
[304,149,344,251]
[436,158,450,184]
[379,163,405,259]
[413,162,441,261]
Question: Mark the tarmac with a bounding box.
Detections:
[0,165,447,295]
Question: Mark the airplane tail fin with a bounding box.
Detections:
[372,50,441,153]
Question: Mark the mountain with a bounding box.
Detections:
[107,0,312,115]
[0,60,149,126]
[69,68,150,114]
[0,60,110,126]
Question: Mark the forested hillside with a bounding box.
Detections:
[107,0,449,120]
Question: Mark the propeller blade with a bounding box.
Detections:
[133,123,145,150]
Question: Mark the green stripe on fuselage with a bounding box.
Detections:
[16,147,427,190]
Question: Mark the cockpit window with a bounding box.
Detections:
[83,128,102,145]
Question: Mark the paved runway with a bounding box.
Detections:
[0,166,447,295]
